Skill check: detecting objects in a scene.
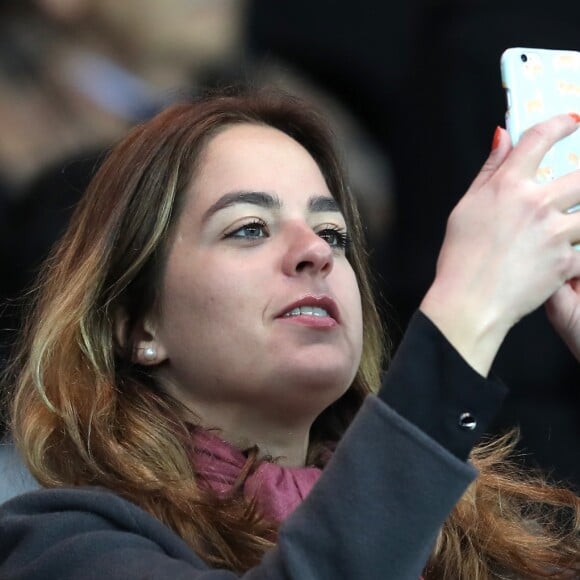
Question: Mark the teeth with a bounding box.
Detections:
[284,306,330,317]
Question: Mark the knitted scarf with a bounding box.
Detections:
[191,427,322,522]
[190,427,425,579]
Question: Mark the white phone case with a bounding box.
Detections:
[501,47,580,184]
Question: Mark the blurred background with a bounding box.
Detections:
[0,0,578,488]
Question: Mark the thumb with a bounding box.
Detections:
[546,278,580,325]
[545,283,573,328]
[545,280,580,361]
[469,127,512,192]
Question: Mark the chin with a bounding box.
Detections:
[277,361,354,399]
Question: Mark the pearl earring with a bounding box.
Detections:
[143,346,157,361]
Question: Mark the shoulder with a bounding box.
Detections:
[3,485,154,524]
[0,487,209,579]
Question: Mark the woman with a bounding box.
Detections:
[0,89,579,579]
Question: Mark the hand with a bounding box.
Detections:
[546,277,580,361]
[421,114,580,376]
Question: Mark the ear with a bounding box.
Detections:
[114,307,168,366]
[132,317,169,366]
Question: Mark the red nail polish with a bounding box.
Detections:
[569,113,580,123]
[491,126,502,150]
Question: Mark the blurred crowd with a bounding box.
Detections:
[0,0,578,487]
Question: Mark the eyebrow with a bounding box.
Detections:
[309,196,340,213]
[202,191,280,223]
[202,191,341,222]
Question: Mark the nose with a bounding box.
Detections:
[281,222,334,278]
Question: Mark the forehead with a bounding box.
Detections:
[189,123,332,209]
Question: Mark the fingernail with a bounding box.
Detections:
[491,126,502,150]
[569,113,580,123]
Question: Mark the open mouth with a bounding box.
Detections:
[278,296,339,327]
[283,306,330,318]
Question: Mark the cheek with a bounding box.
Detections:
[346,275,365,383]
[158,254,208,338]
[345,267,363,318]
[161,256,257,337]
[337,265,364,349]
[351,287,364,359]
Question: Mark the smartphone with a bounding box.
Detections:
[500,47,580,184]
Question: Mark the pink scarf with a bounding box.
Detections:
[190,428,425,579]
[191,428,322,522]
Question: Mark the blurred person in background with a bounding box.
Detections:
[0,0,244,192]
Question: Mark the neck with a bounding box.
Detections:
[217,427,311,468]
[168,392,315,467]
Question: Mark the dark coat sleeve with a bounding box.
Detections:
[380,311,507,459]
[0,315,505,580]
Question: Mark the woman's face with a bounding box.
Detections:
[151,123,363,429]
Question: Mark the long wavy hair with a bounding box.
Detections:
[5,89,579,577]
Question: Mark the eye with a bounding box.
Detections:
[224,219,269,240]
[317,226,351,250]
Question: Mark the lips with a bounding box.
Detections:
[277,295,340,323]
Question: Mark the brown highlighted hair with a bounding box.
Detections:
[5,88,579,576]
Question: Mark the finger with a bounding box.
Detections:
[564,212,580,247]
[545,279,579,332]
[545,282,573,320]
[545,285,571,337]
[502,113,580,177]
[570,248,580,278]
[544,170,580,212]
[553,244,580,284]
[468,127,512,191]
[545,281,580,360]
